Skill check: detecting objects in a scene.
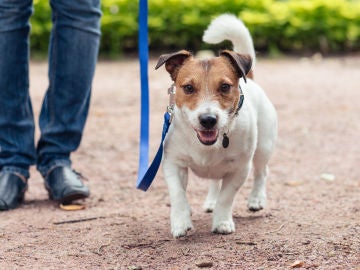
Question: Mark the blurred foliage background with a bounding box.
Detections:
[31,0,360,57]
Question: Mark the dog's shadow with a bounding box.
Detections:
[175,211,269,243]
[233,212,269,222]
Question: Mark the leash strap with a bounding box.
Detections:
[137,0,170,191]
[137,0,150,190]
[137,112,171,191]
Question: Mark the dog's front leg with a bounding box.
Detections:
[203,179,220,213]
[212,165,250,234]
[163,161,193,238]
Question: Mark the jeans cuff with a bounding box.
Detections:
[38,159,71,178]
[1,166,30,179]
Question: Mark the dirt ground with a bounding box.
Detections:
[0,55,359,270]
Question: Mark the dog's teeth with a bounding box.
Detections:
[196,129,219,145]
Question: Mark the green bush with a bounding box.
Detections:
[30,0,360,56]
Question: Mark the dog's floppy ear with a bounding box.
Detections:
[220,50,252,82]
[155,50,192,81]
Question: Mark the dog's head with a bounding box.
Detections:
[156,50,252,147]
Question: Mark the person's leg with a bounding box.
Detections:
[0,0,34,210]
[37,0,101,202]
[0,0,35,178]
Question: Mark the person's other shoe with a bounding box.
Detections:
[0,172,28,211]
[45,166,89,204]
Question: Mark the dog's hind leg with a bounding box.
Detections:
[248,95,277,211]
[203,179,221,213]
[212,165,250,234]
[248,145,272,211]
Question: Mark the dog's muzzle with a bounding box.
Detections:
[196,114,219,145]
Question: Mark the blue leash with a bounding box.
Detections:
[137,112,171,191]
[137,0,170,191]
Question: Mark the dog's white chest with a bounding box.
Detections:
[185,150,240,179]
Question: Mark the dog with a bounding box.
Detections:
[155,14,278,238]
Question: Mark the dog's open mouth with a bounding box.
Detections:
[196,129,219,145]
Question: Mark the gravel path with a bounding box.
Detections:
[1,56,359,269]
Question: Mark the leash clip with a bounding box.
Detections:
[167,84,176,123]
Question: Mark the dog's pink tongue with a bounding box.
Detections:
[197,130,219,145]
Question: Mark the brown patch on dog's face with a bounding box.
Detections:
[174,57,240,113]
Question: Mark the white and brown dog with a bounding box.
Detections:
[155,14,277,238]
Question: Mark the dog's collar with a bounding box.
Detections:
[234,85,245,116]
[222,85,245,148]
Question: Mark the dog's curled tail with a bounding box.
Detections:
[203,14,256,68]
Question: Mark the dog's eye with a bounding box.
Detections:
[183,84,195,95]
[219,83,231,94]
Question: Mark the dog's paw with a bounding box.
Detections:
[212,220,235,234]
[171,221,193,238]
[247,193,266,212]
[170,202,193,238]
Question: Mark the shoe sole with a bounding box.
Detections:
[60,192,89,205]
[45,185,89,204]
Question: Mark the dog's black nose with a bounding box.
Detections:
[199,114,217,129]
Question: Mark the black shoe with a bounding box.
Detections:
[45,166,89,204]
[0,172,28,211]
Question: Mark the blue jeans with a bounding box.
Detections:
[0,0,101,178]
